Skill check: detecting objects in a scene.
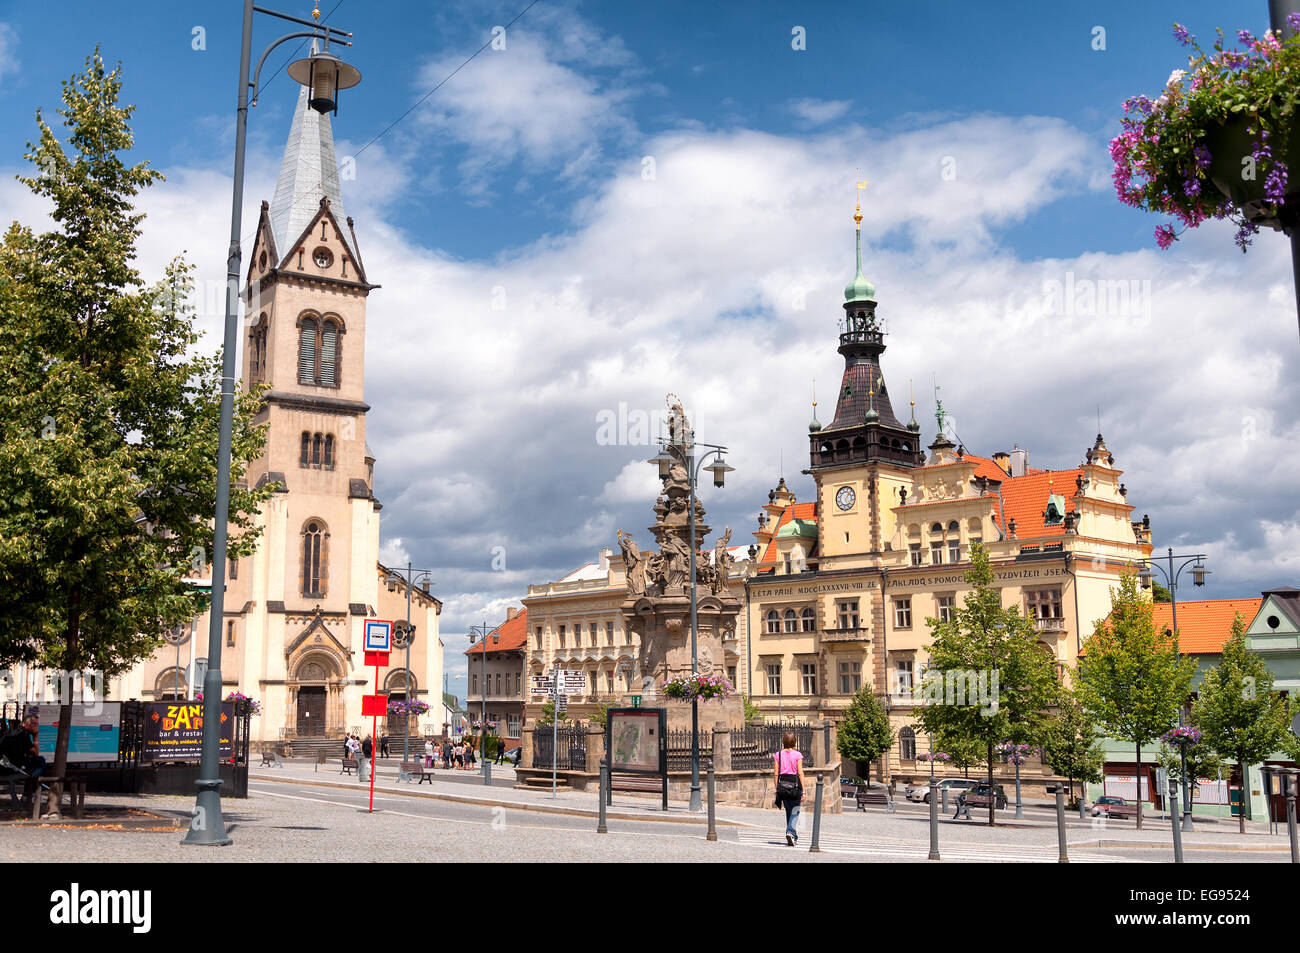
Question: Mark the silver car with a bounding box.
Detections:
[906,777,979,803]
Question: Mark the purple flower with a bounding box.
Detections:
[1193,144,1212,170]
[1290,12,1300,32]
[1238,29,1256,46]
[1173,23,1194,46]
[1154,224,1178,249]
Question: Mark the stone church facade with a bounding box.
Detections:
[112,85,441,743]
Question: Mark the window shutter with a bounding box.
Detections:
[320,321,338,386]
[299,318,318,384]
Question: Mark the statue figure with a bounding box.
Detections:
[712,526,733,594]
[618,529,646,596]
[660,526,690,591]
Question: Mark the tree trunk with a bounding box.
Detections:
[1134,741,1143,830]
[987,738,995,826]
[50,589,80,817]
[1239,760,1248,835]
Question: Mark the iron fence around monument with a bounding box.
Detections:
[531,724,588,770]
[731,723,816,771]
[666,729,713,771]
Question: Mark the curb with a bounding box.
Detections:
[250,773,759,828]
[1070,838,1291,853]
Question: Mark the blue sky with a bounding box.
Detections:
[2,1,1297,690]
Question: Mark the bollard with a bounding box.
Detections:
[809,773,824,853]
[941,786,949,816]
[1054,786,1069,864]
[1285,773,1298,864]
[484,760,491,786]
[1169,778,1184,864]
[1079,788,1088,823]
[597,760,608,834]
[706,764,717,841]
[928,780,940,861]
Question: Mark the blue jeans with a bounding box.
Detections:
[29,756,46,779]
[783,800,801,840]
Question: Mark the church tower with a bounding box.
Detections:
[228,81,385,740]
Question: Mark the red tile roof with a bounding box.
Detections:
[1151,598,1262,654]
[759,501,818,565]
[992,468,1083,540]
[465,607,528,656]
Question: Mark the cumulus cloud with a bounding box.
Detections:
[0,24,20,90]
[788,97,852,125]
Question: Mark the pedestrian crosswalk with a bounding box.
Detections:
[733,828,1132,862]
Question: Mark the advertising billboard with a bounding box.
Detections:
[32,702,122,764]
[142,701,235,762]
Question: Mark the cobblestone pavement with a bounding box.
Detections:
[6,766,1286,862]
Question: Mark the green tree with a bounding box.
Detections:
[1076,573,1196,829]
[536,699,569,726]
[928,727,986,779]
[1155,741,1223,794]
[586,696,614,727]
[915,545,1062,825]
[741,693,763,725]
[1191,614,1297,833]
[1151,580,1173,603]
[1041,687,1105,806]
[836,687,894,780]
[0,52,271,785]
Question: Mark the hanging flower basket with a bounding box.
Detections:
[660,673,735,702]
[917,752,951,763]
[388,699,430,717]
[996,742,1035,765]
[1109,17,1300,250]
[225,691,262,716]
[1162,726,1203,746]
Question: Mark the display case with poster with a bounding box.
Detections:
[605,707,667,809]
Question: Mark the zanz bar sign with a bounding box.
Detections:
[141,701,235,762]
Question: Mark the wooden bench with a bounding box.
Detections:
[610,773,662,794]
[855,787,890,811]
[400,761,434,784]
[22,776,87,820]
[340,757,358,776]
[260,750,284,768]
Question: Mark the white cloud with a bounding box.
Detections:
[0,24,20,89]
[788,98,851,125]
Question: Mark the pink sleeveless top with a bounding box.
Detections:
[775,749,802,774]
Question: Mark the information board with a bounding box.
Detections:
[142,701,235,762]
[32,702,122,764]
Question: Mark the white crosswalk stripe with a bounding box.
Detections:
[734,829,1132,862]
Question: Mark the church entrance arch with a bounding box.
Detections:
[289,650,345,738]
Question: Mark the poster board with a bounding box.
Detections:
[142,701,235,762]
[32,702,122,764]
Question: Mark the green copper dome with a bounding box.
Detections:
[809,417,822,433]
[844,227,876,303]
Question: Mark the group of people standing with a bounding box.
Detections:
[343,733,374,782]
[423,738,477,770]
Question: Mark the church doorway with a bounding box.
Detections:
[297,686,327,736]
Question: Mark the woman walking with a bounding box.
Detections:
[773,732,806,846]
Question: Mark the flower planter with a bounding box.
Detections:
[1205,118,1300,230]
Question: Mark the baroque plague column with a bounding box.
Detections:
[618,400,745,729]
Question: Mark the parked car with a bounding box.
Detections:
[503,746,521,766]
[906,777,979,803]
[964,783,1009,810]
[1091,795,1137,819]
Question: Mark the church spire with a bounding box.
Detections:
[269,65,355,261]
[844,176,876,304]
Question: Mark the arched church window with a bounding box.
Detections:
[302,520,328,597]
[297,314,343,388]
[312,433,323,466]
[298,316,318,384]
[324,434,335,469]
[300,432,311,467]
[249,314,269,382]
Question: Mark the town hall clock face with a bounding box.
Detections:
[835,485,856,511]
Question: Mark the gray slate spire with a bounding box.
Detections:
[268,81,354,260]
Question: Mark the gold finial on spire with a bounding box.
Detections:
[312,2,321,19]
[855,171,868,228]
[812,378,817,411]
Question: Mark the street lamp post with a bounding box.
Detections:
[649,432,734,813]
[1138,547,1210,834]
[468,623,500,775]
[185,0,359,848]
[386,564,434,781]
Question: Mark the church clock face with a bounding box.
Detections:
[835,485,856,511]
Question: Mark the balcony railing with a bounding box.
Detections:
[1033,617,1066,633]
[820,627,871,643]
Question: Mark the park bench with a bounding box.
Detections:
[400,761,434,784]
[609,773,661,794]
[18,776,87,820]
[340,757,358,776]
[855,786,890,811]
[259,750,284,768]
